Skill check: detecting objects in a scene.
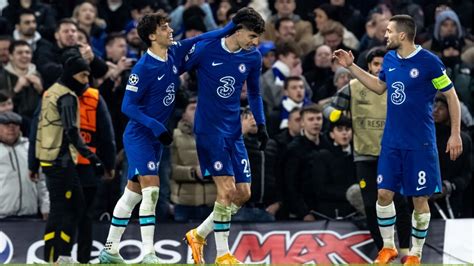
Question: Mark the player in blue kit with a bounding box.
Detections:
[334,15,462,265]
[98,12,236,264]
[182,8,268,265]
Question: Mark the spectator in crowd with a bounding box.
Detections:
[0,35,11,66]
[333,67,351,91]
[36,19,108,90]
[271,107,301,218]
[170,0,218,36]
[233,107,278,222]
[124,20,143,60]
[100,33,134,152]
[0,40,42,121]
[263,0,313,51]
[311,116,357,219]
[329,0,365,38]
[215,0,235,27]
[283,104,330,221]
[258,41,276,73]
[279,76,311,129]
[181,6,208,39]
[98,0,132,33]
[391,0,424,33]
[274,17,312,56]
[432,93,472,218]
[1,0,56,40]
[439,35,473,112]
[261,41,310,114]
[356,13,389,67]
[323,47,411,253]
[72,2,108,58]
[13,9,53,64]
[34,55,104,263]
[304,44,335,103]
[170,98,217,222]
[0,91,13,113]
[312,4,359,52]
[320,21,358,57]
[0,111,49,220]
[422,10,472,55]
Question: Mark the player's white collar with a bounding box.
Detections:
[147,49,166,62]
[396,45,422,59]
[221,38,241,53]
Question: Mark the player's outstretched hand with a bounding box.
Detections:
[446,134,462,161]
[158,131,173,146]
[333,49,354,68]
[257,124,269,150]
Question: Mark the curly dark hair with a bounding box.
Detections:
[137,11,170,47]
[233,7,265,35]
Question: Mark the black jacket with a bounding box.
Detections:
[311,145,357,218]
[283,134,330,219]
[244,135,278,207]
[432,124,472,218]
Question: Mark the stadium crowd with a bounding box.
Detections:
[1,0,472,231]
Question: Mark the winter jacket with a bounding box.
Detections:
[170,120,217,206]
[0,136,49,218]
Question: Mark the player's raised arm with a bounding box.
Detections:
[121,71,168,138]
[333,49,387,95]
[174,21,236,61]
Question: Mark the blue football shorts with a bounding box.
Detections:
[377,146,442,196]
[195,134,251,183]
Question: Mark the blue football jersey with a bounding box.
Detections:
[184,38,265,138]
[378,46,453,150]
[122,48,182,141]
[121,23,236,141]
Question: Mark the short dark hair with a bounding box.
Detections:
[16,9,36,25]
[137,11,170,47]
[234,7,265,35]
[275,40,301,58]
[0,90,13,103]
[77,27,91,44]
[366,47,386,64]
[389,14,416,41]
[0,35,12,42]
[55,18,78,32]
[106,32,126,46]
[9,40,31,54]
[329,115,352,132]
[320,20,344,38]
[289,107,301,118]
[275,17,293,32]
[284,76,303,90]
[300,104,323,118]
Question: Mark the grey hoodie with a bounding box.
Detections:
[434,10,463,41]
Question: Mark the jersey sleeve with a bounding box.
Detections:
[121,64,167,137]
[172,21,235,64]
[429,55,453,92]
[247,52,265,126]
[181,40,206,72]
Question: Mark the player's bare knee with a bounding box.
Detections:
[377,189,395,205]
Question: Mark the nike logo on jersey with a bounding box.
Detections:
[416,186,426,191]
[212,61,223,66]
[157,74,165,80]
[389,68,396,72]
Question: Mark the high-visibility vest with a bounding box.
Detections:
[36,83,79,163]
[77,87,99,165]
